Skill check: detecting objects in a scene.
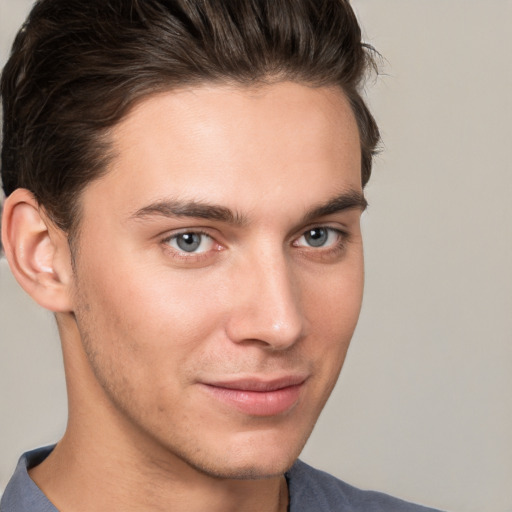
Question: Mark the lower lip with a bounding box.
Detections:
[201,383,303,416]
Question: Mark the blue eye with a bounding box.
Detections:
[296,228,340,248]
[304,228,328,247]
[167,232,214,253]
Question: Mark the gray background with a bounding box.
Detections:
[1,1,511,511]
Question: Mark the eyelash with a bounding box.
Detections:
[161,226,349,262]
[292,227,349,261]
[161,229,220,261]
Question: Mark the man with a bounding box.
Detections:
[0,1,444,510]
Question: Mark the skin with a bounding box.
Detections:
[3,81,365,512]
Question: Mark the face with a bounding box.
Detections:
[68,82,365,479]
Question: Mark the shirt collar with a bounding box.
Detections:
[0,446,58,512]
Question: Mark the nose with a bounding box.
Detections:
[225,249,306,350]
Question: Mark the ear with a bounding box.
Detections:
[1,189,74,312]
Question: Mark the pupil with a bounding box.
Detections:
[306,228,328,247]
[177,233,201,252]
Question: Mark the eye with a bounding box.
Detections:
[166,232,214,253]
[295,227,342,248]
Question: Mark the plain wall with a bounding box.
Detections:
[1,1,511,511]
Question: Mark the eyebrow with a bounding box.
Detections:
[129,199,248,225]
[302,190,368,223]
[129,190,367,226]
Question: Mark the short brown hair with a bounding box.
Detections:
[1,0,380,237]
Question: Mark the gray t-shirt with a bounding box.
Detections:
[1,446,444,511]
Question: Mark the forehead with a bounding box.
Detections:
[82,82,362,220]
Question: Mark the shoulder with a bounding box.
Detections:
[286,459,445,512]
[1,446,57,512]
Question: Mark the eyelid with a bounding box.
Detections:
[161,226,218,243]
[293,225,348,245]
[291,226,350,263]
[161,228,224,259]
[168,232,213,253]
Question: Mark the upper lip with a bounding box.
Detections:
[202,375,308,392]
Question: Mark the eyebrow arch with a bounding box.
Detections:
[302,190,368,223]
[129,190,366,226]
[129,199,248,226]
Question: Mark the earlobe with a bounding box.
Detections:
[1,188,74,312]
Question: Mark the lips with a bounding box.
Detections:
[200,375,307,417]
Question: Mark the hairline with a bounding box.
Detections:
[65,77,364,256]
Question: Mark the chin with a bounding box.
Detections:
[175,427,310,481]
[189,455,296,481]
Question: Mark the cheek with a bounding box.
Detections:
[74,255,228,374]
[301,257,364,368]
[305,255,364,327]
